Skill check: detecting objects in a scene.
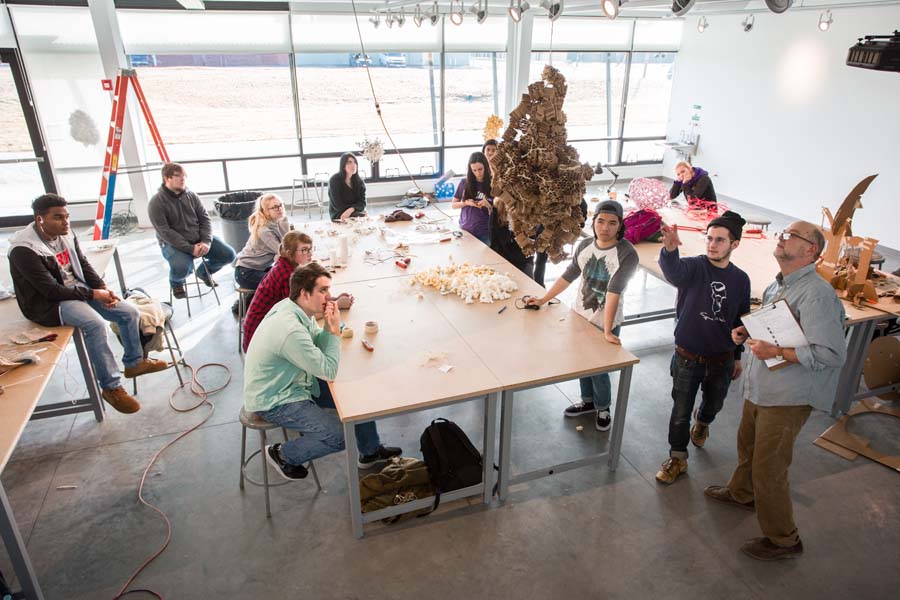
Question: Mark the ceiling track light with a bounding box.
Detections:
[369,14,380,29]
[742,14,755,33]
[470,0,488,24]
[697,15,708,33]
[818,9,833,32]
[396,7,406,27]
[764,0,793,14]
[386,11,394,28]
[429,1,440,26]
[671,0,696,17]
[509,0,530,23]
[601,0,620,21]
[540,0,563,21]
[450,0,464,25]
[413,4,423,27]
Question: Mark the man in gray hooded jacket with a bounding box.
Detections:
[7,194,167,413]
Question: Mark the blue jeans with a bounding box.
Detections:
[258,379,381,466]
[668,352,734,458]
[160,235,236,286]
[59,297,142,390]
[234,265,269,290]
[579,325,621,412]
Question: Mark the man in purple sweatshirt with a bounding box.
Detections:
[655,211,751,484]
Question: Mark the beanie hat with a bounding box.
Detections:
[594,199,624,223]
[708,210,746,241]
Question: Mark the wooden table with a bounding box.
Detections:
[631,207,897,417]
[312,217,640,538]
[0,238,122,600]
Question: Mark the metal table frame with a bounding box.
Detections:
[497,365,635,500]
[343,392,499,539]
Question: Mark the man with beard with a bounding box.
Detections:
[705,221,845,561]
[148,162,235,299]
[654,211,751,484]
[527,200,638,432]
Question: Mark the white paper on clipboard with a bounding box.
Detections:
[741,299,809,369]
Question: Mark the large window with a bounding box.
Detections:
[0,61,44,217]
[444,52,506,147]
[624,52,676,138]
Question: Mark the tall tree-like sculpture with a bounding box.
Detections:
[491,65,594,263]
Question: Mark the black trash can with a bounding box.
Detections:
[215,191,260,251]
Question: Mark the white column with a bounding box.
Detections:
[87,0,154,228]
[504,11,534,118]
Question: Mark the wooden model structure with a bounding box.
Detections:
[491,65,594,262]
[817,174,880,306]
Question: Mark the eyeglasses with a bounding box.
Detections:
[298,246,314,255]
[267,204,284,211]
[776,231,815,245]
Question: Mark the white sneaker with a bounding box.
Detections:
[595,410,611,432]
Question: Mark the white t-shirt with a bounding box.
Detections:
[561,237,639,329]
[45,236,78,287]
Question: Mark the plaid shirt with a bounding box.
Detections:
[242,257,294,352]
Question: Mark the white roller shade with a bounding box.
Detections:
[443,16,507,52]
[291,14,441,53]
[532,17,633,51]
[0,7,15,49]
[9,6,99,53]
[118,10,291,54]
[633,20,683,51]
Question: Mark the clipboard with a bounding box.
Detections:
[741,299,809,370]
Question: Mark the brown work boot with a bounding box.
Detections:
[123,358,169,378]
[741,537,804,561]
[102,387,141,414]
[704,485,756,511]
[691,421,710,448]
[655,456,688,484]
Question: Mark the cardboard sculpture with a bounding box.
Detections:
[483,114,503,142]
[817,175,881,306]
[491,65,594,262]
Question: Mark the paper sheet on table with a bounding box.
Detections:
[741,299,808,370]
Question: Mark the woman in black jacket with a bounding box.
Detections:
[328,153,367,222]
[670,161,717,206]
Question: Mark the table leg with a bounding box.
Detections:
[344,422,363,539]
[0,482,45,600]
[73,328,104,422]
[482,392,498,504]
[113,248,126,296]
[831,319,876,417]
[497,389,514,501]
[607,365,634,471]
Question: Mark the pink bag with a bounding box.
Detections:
[624,208,662,244]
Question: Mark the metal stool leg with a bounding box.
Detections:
[162,324,185,386]
[259,429,271,518]
[239,425,247,490]
[308,460,322,491]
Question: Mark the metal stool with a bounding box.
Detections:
[131,302,186,396]
[169,257,221,318]
[745,215,772,231]
[236,287,255,353]
[239,407,321,518]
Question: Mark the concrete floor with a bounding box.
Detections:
[1,193,899,599]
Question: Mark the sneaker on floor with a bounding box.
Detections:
[704,485,756,511]
[197,269,218,288]
[595,409,612,431]
[690,421,710,448]
[741,537,803,561]
[357,445,402,469]
[655,456,688,484]
[123,358,169,378]
[231,299,241,316]
[171,284,187,299]
[564,401,596,417]
[102,387,141,414]
[265,443,308,481]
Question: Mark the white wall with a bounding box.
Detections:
[666,6,900,249]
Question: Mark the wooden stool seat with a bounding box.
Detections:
[744,215,772,231]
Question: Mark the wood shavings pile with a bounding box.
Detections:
[492,65,594,263]
[410,263,518,304]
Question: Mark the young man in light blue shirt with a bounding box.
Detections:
[243,263,400,480]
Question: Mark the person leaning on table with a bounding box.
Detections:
[328,152,368,222]
[704,221,846,561]
[243,263,398,480]
[7,194,167,414]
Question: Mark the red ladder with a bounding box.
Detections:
[93,68,170,240]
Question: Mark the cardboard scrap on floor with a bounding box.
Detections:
[815,398,900,472]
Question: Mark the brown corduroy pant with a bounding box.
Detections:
[726,399,812,547]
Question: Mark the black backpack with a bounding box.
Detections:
[420,418,483,511]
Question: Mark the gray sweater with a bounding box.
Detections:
[148,185,212,254]
[235,219,291,271]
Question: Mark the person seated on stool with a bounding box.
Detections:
[243,263,400,480]
[7,194,167,414]
[670,161,717,207]
[149,162,236,299]
[328,153,367,222]
[241,232,353,353]
[232,193,291,314]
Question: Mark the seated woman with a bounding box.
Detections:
[490,197,531,277]
[242,232,352,352]
[234,193,290,292]
[669,161,717,206]
[452,151,493,245]
[328,153,367,222]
